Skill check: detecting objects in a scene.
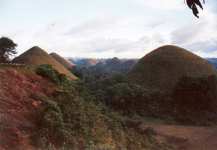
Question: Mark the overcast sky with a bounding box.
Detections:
[0,0,217,58]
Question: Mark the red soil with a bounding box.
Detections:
[0,67,56,150]
[141,123,217,150]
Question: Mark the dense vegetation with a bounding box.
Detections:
[71,58,137,82]
[98,75,217,125]
[36,64,69,85]
[34,64,173,149]
[70,58,217,125]
[32,55,217,149]
[73,64,217,126]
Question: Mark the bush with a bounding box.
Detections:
[104,82,172,119]
[32,82,124,148]
[36,64,68,85]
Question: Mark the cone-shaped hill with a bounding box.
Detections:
[128,45,217,91]
[13,46,77,80]
[50,52,75,70]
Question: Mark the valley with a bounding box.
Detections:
[1,44,217,149]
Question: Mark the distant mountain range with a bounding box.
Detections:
[69,57,138,80]
[207,58,217,68]
[68,57,217,69]
[68,57,138,67]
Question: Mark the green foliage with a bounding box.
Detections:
[32,76,173,149]
[33,65,176,149]
[86,73,172,120]
[31,95,66,147]
[71,58,137,82]
[36,64,69,86]
[107,82,172,119]
[33,82,122,148]
[87,73,128,96]
[86,71,217,126]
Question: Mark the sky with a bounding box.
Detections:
[0,0,217,58]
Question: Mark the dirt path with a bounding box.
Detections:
[141,124,217,150]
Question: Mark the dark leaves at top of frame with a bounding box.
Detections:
[186,0,205,18]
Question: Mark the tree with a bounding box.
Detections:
[0,37,17,62]
[186,0,205,18]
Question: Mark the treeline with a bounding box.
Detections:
[80,70,217,125]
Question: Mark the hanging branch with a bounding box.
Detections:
[186,0,205,18]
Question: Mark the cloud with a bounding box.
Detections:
[187,40,217,53]
[133,0,183,10]
[170,7,217,55]
[65,17,119,37]
[1,0,217,58]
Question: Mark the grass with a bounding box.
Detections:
[13,46,77,80]
[128,45,217,91]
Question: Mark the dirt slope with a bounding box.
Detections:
[0,65,56,150]
[141,123,217,150]
[13,46,77,80]
[50,52,75,70]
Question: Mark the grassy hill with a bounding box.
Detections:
[50,52,75,70]
[128,45,217,91]
[13,46,77,80]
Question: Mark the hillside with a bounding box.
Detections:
[1,45,217,149]
[13,46,77,80]
[0,65,56,149]
[50,52,75,70]
[0,64,175,149]
[128,45,217,91]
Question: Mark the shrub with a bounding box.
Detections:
[33,85,123,148]
[36,64,68,86]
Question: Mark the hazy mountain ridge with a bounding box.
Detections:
[70,57,138,81]
[68,57,217,69]
[207,58,217,68]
